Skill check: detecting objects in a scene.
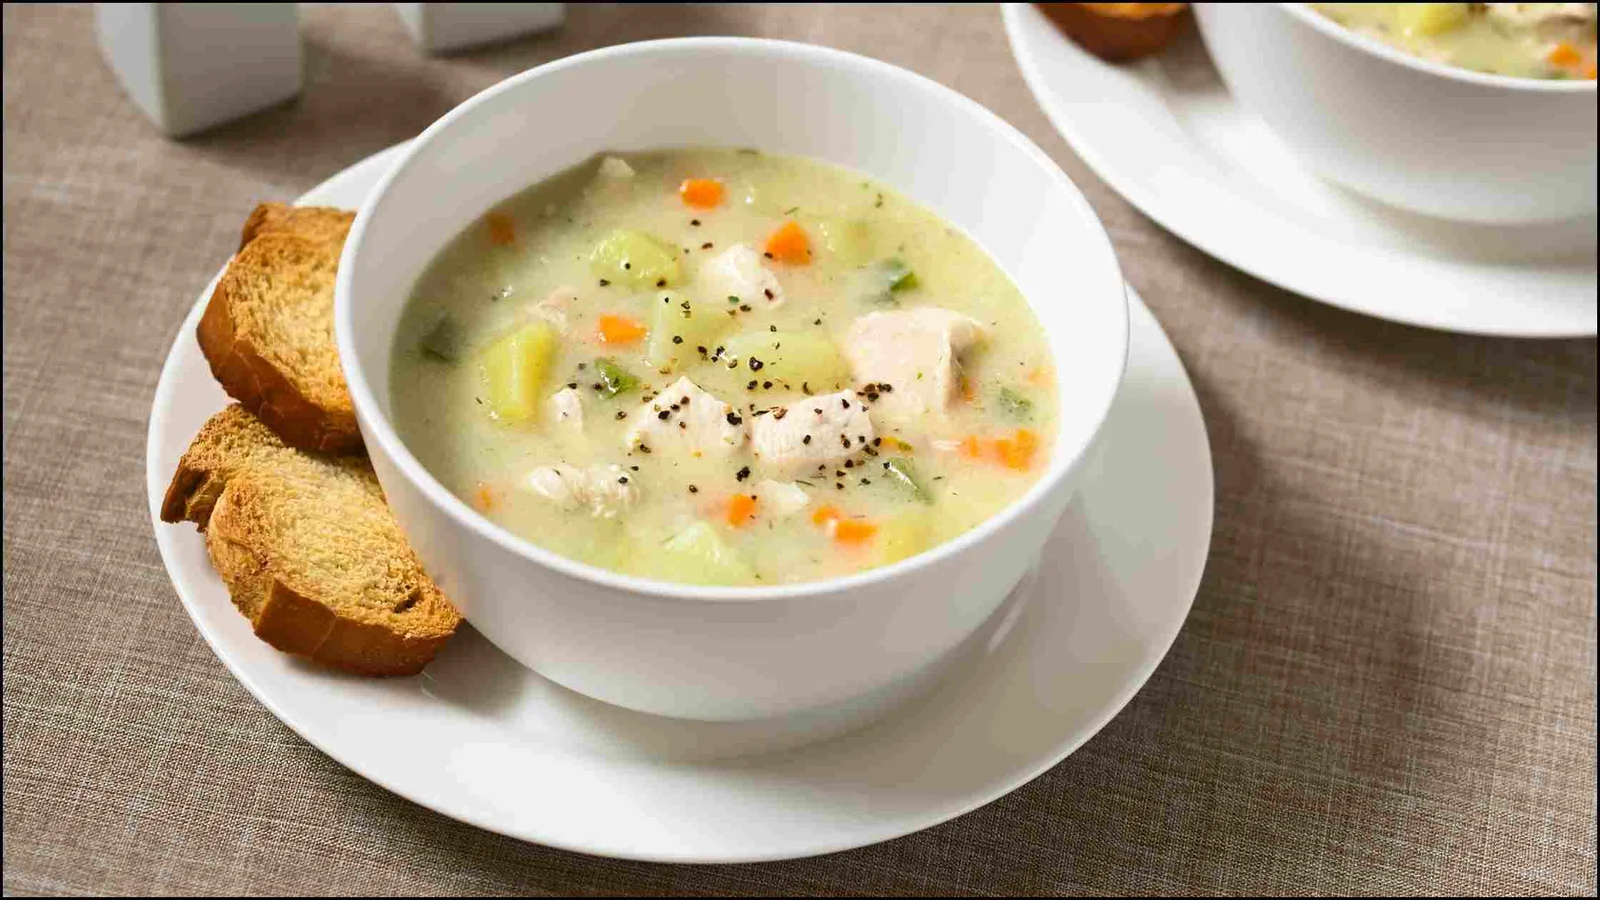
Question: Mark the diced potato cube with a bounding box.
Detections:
[640,521,755,585]
[646,292,731,371]
[478,320,559,423]
[812,216,873,267]
[873,512,931,567]
[1396,3,1467,37]
[590,229,683,290]
[721,330,852,391]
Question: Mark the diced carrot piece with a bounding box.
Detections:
[764,220,812,265]
[473,482,497,511]
[832,519,878,545]
[811,504,844,527]
[726,493,758,527]
[679,178,725,209]
[597,313,647,345]
[958,435,986,459]
[993,429,1039,470]
[487,212,516,247]
[1549,42,1582,67]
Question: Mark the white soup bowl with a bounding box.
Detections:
[1196,3,1597,224]
[336,38,1128,721]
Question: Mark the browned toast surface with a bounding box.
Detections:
[164,405,460,676]
[199,203,361,454]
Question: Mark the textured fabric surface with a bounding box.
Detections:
[4,3,1595,896]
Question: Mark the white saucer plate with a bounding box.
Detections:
[1003,3,1597,338]
[146,144,1214,863]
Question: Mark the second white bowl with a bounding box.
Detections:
[1196,3,1597,224]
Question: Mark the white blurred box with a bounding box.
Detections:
[394,3,565,54]
[94,3,302,138]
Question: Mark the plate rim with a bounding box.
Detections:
[144,142,1213,863]
[1001,2,1598,339]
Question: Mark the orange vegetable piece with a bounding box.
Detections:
[596,313,647,345]
[679,178,725,209]
[1549,42,1582,68]
[764,220,812,265]
[832,519,878,545]
[486,212,516,247]
[1583,60,1598,80]
[958,435,986,459]
[811,504,844,527]
[881,436,913,453]
[993,429,1039,470]
[473,482,497,511]
[726,493,758,527]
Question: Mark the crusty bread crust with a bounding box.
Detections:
[164,405,460,677]
[199,215,362,454]
[1037,3,1189,62]
[206,488,454,677]
[239,202,355,252]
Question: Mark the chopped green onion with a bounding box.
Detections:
[419,312,464,362]
[592,357,639,398]
[879,257,917,292]
[882,457,932,504]
[997,386,1033,421]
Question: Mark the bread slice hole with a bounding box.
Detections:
[393,588,422,614]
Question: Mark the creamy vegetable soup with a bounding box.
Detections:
[391,149,1057,586]
[1313,4,1597,79]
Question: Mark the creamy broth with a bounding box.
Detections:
[1313,4,1597,79]
[391,149,1057,586]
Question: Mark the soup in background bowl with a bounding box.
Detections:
[1312,3,1597,80]
[390,149,1058,587]
[1195,4,1597,223]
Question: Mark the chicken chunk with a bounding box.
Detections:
[527,284,578,333]
[596,156,635,179]
[751,390,875,476]
[842,308,985,424]
[698,243,785,307]
[549,387,583,431]
[522,464,639,518]
[754,479,810,518]
[624,376,746,457]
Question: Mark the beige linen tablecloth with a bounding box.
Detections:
[4,4,1595,895]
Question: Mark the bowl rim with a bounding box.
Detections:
[335,36,1129,604]
[1279,2,1597,92]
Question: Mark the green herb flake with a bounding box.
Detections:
[997,386,1033,421]
[882,457,933,504]
[419,312,464,362]
[593,357,640,398]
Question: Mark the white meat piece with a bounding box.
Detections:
[527,285,577,333]
[624,376,746,458]
[549,387,583,430]
[522,464,639,518]
[698,243,785,307]
[842,308,985,424]
[597,156,636,179]
[754,479,810,518]
[1486,3,1595,30]
[751,390,875,476]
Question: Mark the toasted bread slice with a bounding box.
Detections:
[199,208,362,453]
[1037,3,1189,62]
[163,405,461,676]
[238,202,355,252]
